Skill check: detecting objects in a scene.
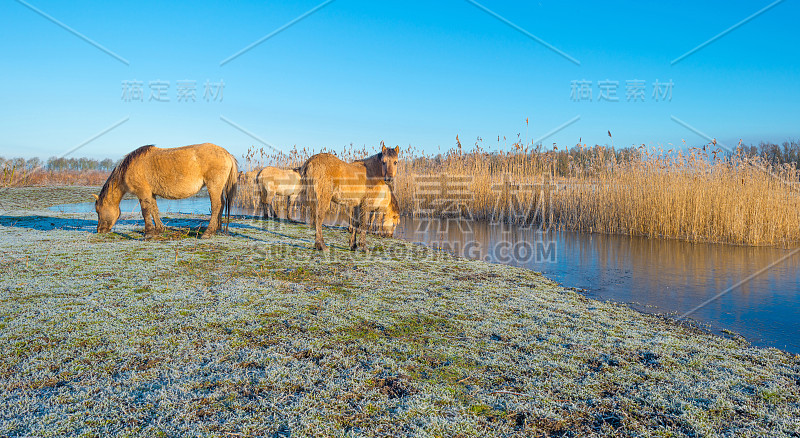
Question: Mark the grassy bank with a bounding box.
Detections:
[1,187,799,437]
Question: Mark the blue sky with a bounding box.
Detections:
[1,0,798,161]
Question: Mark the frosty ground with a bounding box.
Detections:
[0,186,798,437]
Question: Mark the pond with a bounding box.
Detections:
[51,197,800,354]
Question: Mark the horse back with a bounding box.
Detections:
[128,143,235,199]
[303,153,369,205]
[258,167,302,196]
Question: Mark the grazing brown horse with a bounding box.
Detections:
[363,183,400,237]
[257,166,302,220]
[301,146,400,251]
[94,143,238,239]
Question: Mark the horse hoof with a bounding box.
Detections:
[200,233,214,239]
[315,242,327,251]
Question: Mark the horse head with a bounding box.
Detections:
[380,141,400,183]
[94,193,120,233]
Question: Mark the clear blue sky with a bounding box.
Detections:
[2,0,798,161]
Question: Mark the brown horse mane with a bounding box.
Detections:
[356,147,399,163]
[98,145,155,201]
[354,151,381,165]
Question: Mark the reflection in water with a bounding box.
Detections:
[50,199,800,353]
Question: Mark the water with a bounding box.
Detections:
[51,197,213,215]
[51,198,800,354]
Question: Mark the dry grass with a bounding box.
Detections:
[0,167,109,187]
[241,142,800,247]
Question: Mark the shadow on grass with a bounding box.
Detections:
[1,215,109,232]
[245,217,366,252]
[0,214,350,250]
[0,215,258,239]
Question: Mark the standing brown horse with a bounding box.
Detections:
[94,143,238,239]
[301,144,400,251]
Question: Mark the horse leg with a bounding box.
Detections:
[139,196,158,238]
[268,192,278,218]
[203,184,223,238]
[358,204,369,250]
[312,192,331,252]
[367,211,376,234]
[348,205,359,250]
[259,187,269,219]
[150,196,165,232]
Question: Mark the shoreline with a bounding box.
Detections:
[1,186,798,437]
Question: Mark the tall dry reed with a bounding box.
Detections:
[239,142,800,247]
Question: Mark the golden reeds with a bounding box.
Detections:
[240,142,800,247]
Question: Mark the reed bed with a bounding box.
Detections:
[1,167,110,187]
[237,142,800,247]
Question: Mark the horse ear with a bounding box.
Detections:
[92,194,99,201]
[381,144,387,154]
[394,146,399,154]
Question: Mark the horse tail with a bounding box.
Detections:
[223,153,238,232]
[299,161,320,222]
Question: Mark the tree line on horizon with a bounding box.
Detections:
[0,156,117,172]
[1,140,798,174]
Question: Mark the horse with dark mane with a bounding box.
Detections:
[94,143,238,239]
[301,144,400,251]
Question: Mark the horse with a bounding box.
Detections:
[257,166,302,220]
[93,143,238,239]
[363,183,400,237]
[237,169,262,210]
[301,149,400,251]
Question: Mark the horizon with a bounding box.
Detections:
[2,0,798,161]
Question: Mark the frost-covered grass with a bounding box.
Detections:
[1,186,799,437]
